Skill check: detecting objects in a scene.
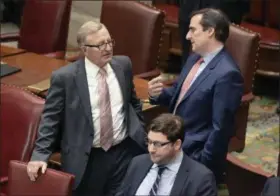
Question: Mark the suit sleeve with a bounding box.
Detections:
[196,71,243,170]
[196,173,218,196]
[149,83,178,107]
[149,53,197,107]
[30,72,65,162]
[126,57,144,124]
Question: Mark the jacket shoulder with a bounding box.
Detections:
[112,55,131,63]
[52,60,80,78]
[112,55,132,70]
[130,154,150,166]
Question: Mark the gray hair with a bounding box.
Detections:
[77,21,104,47]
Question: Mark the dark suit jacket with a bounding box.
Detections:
[116,153,217,196]
[179,0,250,24]
[30,55,147,188]
[261,177,280,196]
[150,48,243,181]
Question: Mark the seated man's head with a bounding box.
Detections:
[147,114,185,165]
[186,8,230,56]
[77,21,114,67]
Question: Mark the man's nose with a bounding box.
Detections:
[148,144,156,153]
[105,42,112,51]
[186,31,191,40]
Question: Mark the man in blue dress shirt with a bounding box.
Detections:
[148,8,243,183]
[116,114,217,196]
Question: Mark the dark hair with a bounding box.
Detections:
[147,114,185,143]
[190,8,230,43]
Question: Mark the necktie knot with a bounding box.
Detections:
[149,166,166,196]
[157,166,166,176]
[197,58,204,65]
[99,68,107,77]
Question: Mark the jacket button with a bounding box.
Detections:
[90,133,93,137]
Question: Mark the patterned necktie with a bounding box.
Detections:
[173,58,204,113]
[149,166,166,196]
[98,68,113,151]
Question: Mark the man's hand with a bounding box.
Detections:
[148,76,164,97]
[27,161,48,181]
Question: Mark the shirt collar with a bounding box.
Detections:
[84,57,111,77]
[201,46,223,65]
[152,150,184,172]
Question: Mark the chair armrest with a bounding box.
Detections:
[0,32,20,42]
[227,153,273,177]
[135,69,161,80]
[44,51,66,59]
[241,92,254,104]
[0,176,8,184]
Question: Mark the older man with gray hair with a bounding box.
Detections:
[26,21,146,196]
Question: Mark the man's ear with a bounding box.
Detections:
[174,139,182,151]
[207,27,215,37]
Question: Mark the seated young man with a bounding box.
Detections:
[117,113,217,196]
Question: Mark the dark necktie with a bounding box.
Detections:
[149,166,166,196]
[98,68,113,151]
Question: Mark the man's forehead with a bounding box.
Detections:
[148,131,167,139]
[86,29,110,43]
[190,14,202,24]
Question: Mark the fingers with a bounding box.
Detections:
[27,161,47,181]
[151,87,163,95]
[149,76,163,85]
[27,164,38,181]
[148,77,164,97]
[41,163,47,174]
[151,82,163,89]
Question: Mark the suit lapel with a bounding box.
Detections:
[131,159,153,195]
[177,49,225,106]
[74,59,94,129]
[110,58,128,111]
[169,154,189,196]
[170,55,200,109]
[175,56,200,96]
[179,65,212,102]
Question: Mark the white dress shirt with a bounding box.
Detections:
[136,151,183,196]
[84,57,127,147]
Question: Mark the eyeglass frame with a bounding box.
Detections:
[146,139,173,148]
[84,39,115,51]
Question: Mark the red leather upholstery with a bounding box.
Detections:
[101,1,165,75]
[265,0,280,28]
[241,0,280,77]
[226,25,260,94]
[8,160,74,196]
[246,0,265,24]
[0,84,45,195]
[241,22,280,47]
[154,4,179,24]
[0,0,72,59]
[226,25,260,152]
